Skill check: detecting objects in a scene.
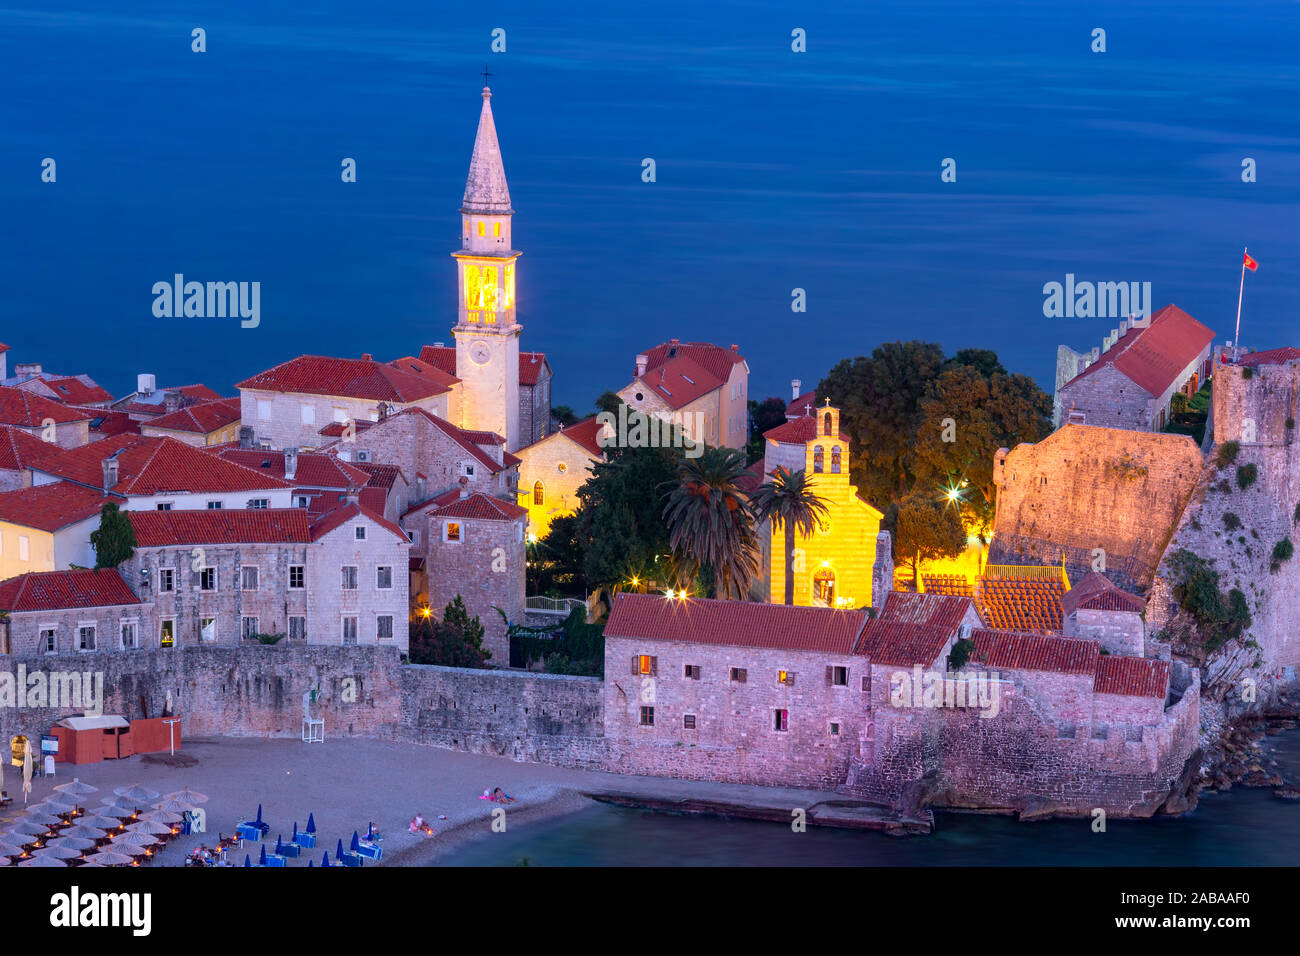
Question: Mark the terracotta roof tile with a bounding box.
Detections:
[238,355,452,402]
[605,592,868,654]
[0,424,59,471]
[786,391,818,418]
[763,415,849,444]
[880,591,977,634]
[0,483,112,532]
[408,490,526,521]
[1239,347,1300,367]
[1063,304,1215,397]
[144,397,241,435]
[1094,655,1170,699]
[853,618,954,667]
[970,629,1100,676]
[630,355,724,411]
[128,508,312,546]
[213,448,370,489]
[308,500,408,542]
[641,341,745,384]
[417,345,550,386]
[1062,571,1146,616]
[0,386,91,427]
[0,568,140,613]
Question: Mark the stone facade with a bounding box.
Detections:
[240,387,448,452]
[513,427,602,539]
[1065,607,1145,657]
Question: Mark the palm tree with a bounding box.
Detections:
[661,447,761,600]
[750,467,830,605]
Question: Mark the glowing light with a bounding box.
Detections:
[665,589,676,599]
[527,532,537,544]
[631,577,640,587]
[820,560,831,568]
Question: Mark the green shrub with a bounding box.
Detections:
[1222,512,1242,531]
[1237,463,1258,490]
[255,633,285,645]
[1168,549,1252,653]
[1273,538,1294,563]
[948,638,975,671]
[1242,367,1253,380]
[1216,441,1240,468]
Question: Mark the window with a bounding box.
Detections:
[778,670,796,686]
[462,462,476,478]
[377,615,393,640]
[861,675,871,692]
[78,625,96,652]
[533,481,544,505]
[407,530,420,547]
[683,714,696,729]
[198,567,216,590]
[18,536,29,561]
[376,566,393,589]
[40,628,56,654]
[639,706,654,727]
[813,445,824,473]
[257,400,271,420]
[824,411,833,436]
[831,446,841,474]
[242,617,259,640]
[341,566,358,590]
[342,617,358,644]
[828,666,848,687]
[296,495,310,508]
[333,408,348,423]
[161,619,175,647]
[493,222,500,237]
[633,655,657,676]
[120,621,138,649]
[156,502,172,511]
[556,462,567,474]
[444,522,461,543]
[355,526,366,541]
[159,567,174,592]
[240,566,259,590]
[774,709,788,732]
[289,616,306,641]
[729,667,747,684]
[247,498,269,509]
[683,664,701,680]
[289,565,305,589]
[200,618,216,642]
[301,404,315,424]
[478,221,485,237]
[829,722,841,737]
[206,501,222,510]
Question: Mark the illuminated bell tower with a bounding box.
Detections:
[453,85,521,450]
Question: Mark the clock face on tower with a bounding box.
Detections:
[469,341,492,366]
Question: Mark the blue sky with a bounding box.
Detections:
[2,0,1298,409]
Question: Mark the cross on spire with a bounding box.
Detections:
[481,63,493,85]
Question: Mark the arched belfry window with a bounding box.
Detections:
[533,482,544,505]
[831,446,841,474]
[823,412,833,436]
[813,446,824,473]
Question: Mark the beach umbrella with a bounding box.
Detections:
[84,850,134,867]
[153,797,195,814]
[19,856,66,867]
[48,836,95,852]
[61,825,108,840]
[275,835,285,855]
[244,854,251,868]
[78,814,125,830]
[258,844,267,865]
[107,841,147,857]
[306,813,316,833]
[54,778,98,797]
[114,831,158,848]
[321,851,330,867]
[165,786,207,805]
[128,820,171,836]
[33,795,78,813]
[114,784,160,803]
[0,841,30,858]
[139,809,183,825]
[0,857,11,867]
[291,820,300,841]
[21,746,32,805]
[34,845,81,860]
[255,804,264,825]
[350,831,360,853]
[307,859,313,867]
[94,805,135,819]
[337,838,345,859]
[8,820,48,836]
[21,811,62,827]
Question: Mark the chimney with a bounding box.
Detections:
[345,484,360,506]
[377,401,391,421]
[458,476,469,499]
[433,341,444,347]
[14,362,41,378]
[361,353,373,362]
[791,378,802,401]
[238,425,255,449]
[163,390,183,413]
[137,373,156,396]
[635,353,648,378]
[102,454,120,491]
[1119,318,1129,335]
[730,344,739,353]
[284,447,298,480]
[669,338,679,346]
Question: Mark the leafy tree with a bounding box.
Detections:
[551,405,579,427]
[1167,549,1251,653]
[528,514,584,596]
[746,397,788,463]
[911,365,1052,527]
[594,390,624,416]
[662,446,761,600]
[90,502,136,568]
[894,490,967,589]
[944,348,1006,379]
[409,595,490,667]
[750,467,829,605]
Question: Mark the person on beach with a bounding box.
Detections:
[409,814,425,833]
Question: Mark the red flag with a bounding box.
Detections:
[1244,252,1259,271]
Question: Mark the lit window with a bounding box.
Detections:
[533,482,544,505]
[478,221,485,236]
[639,706,654,727]
[160,620,175,647]
[445,522,461,542]
[493,222,500,237]
[635,655,656,676]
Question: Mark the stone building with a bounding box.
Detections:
[0,386,90,448]
[0,424,54,492]
[758,402,884,609]
[1053,304,1215,430]
[420,345,552,450]
[1060,571,1146,656]
[237,354,456,451]
[616,340,749,450]
[0,568,148,656]
[140,397,242,447]
[513,416,609,539]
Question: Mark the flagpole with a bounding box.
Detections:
[1234,246,1247,359]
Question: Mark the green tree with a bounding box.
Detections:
[594,390,624,416]
[551,405,579,427]
[894,490,967,590]
[944,348,1007,379]
[528,514,584,595]
[746,396,788,463]
[662,446,761,600]
[90,502,136,568]
[409,595,490,667]
[750,467,829,605]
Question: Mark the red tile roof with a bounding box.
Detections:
[605,592,869,654]
[0,483,111,532]
[31,435,292,495]
[19,376,114,406]
[520,416,608,459]
[238,355,452,402]
[0,568,140,613]
[630,355,724,411]
[0,386,91,426]
[386,356,461,389]
[970,629,1100,676]
[1093,655,1170,699]
[786,391,818,418]
[352,462,402,490]
[317,419,375,438]
[1061,572,1146,615]
[880,591,977,634]
[641,341,746,384]
[389,408,508,475]
[1063,305,1215,397]
[418,345,551,386]
[212,448,370,489]
[1239,347,1300,367]
[69,407,141,438]
[854,619,954,667]
[144,397,240,434]
[308,500,409,542]
[406,489,526,521]
[763,415,849,444]
[128,508,312,546]
[0,424,59,472]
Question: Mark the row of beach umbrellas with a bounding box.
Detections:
[2,776,208,867]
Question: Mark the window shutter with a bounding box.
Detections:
[787,671,795,686]
[632,656,639,676]
[650,656,658,676]
[738,668,747,684]
[191,570,201,587]
[826,666,834,685]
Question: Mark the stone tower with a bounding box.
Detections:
[453,85,522,451]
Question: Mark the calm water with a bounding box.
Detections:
[447,731,1300,866]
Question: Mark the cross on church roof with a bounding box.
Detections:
[481,64,493,84]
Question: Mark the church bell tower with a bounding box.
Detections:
[453,84,521,450]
